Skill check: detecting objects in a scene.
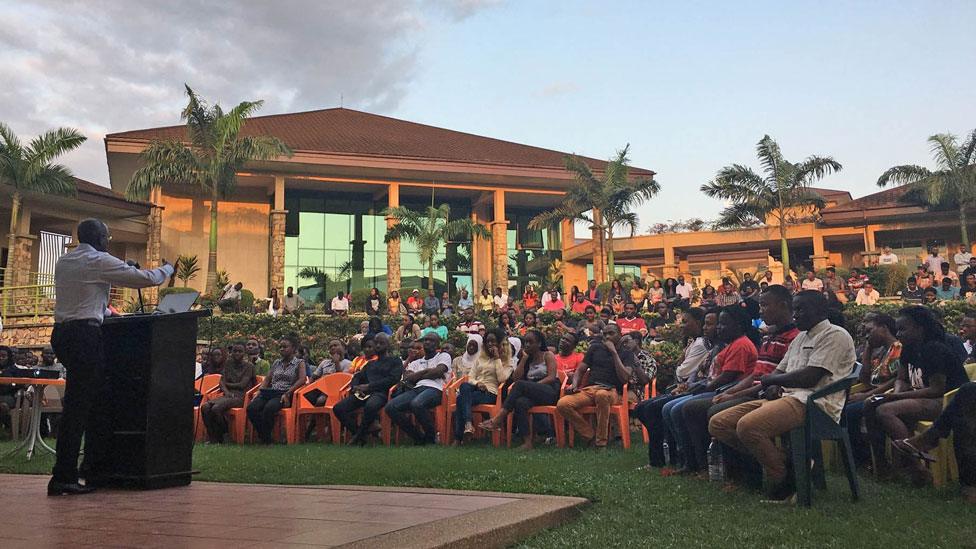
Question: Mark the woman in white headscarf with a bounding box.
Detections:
[452,334,482,379]
[508,336,522,369]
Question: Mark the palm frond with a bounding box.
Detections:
[877,164,932,187]
[755,135,784,183]
[794,155,842,185]
[25,128,87,169]
[126,140,200,200]
[959,128,976,168]
[928,133,959,172]
[609,211,640,237]
[28,164,76,196]
[713,202,768,229]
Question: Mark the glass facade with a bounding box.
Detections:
[283,191,388,302]
[506,208,562,298]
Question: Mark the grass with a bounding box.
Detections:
[2,439,975,547]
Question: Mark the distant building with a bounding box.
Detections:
[561,186,974,289]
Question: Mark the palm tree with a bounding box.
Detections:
[383,204,491,291]
[701,135,842,276]
[877,130,976,247]
[0,123,86,280]
[298,265,350,302]
[529,144,659,279]
[125,85,292,294]
[175,254,201,287]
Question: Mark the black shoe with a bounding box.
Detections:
[48,480,95,496]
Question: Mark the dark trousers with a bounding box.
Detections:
[202,395,244,443]
[926,382,976,487]
[844,400,870,465]
[503,380,559,440]
[334,393,388,439]
[246,394,284,444]
[681,395,718,471]
[634,393,682,467]
[385,386,442,443]
[454,383,497,439]
[51,322,110,484]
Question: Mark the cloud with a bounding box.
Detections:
[428,0,504,21]
[0,0,495,185]
[539,81,580,98]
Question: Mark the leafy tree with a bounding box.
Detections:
[701,135,841,275]
[298,265,350,303]
[529,145,659,279]
[383,204,491,291]
[877,130,976,247]
[0,123,86,277]
[175,254,201,287]
[125,85,292,293]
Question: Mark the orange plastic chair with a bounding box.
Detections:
[565,372,631,449]
[193,374,222,442]
[637,382,655,444]
[470,381,509,447]
[232,376,265,444]
[443,375,467,446]
[505,371,568,448]
[295,372,352,444]
[384,378,458,446]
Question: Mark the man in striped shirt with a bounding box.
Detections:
[678,285,799,467]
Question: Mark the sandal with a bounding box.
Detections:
[892,439,936,463]
[478,420,501,432]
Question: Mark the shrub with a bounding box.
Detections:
[240,289,254,313]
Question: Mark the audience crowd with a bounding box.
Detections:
[4,249,976,505]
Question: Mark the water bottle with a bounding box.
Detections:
[662,440,671,466]
[708,437,724,482]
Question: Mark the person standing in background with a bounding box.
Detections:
[954,244,973,274]
[878,246,899,265]
[49,219,173,496]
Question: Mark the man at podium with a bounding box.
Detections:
[48,218,173,496]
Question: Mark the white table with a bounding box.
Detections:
[1,377,65,460]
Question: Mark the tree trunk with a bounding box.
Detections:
[779,223,791,278]
[428,259,435,292]
[606,228,616,280]
[205,195,219,295]
[5,191,22,280]
[960,207,971,249]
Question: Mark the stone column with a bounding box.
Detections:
[663,245,678,279]
[811,231,828,271]
[491,190,509,291]
[144,201,164,304]
[269,176,287,297]
[386,183,401,292]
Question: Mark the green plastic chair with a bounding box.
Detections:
[788,363,862,507]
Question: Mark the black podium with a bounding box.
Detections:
[92,309,210,489]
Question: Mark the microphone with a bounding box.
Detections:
[125,260,145,313]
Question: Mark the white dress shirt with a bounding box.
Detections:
[54,243,173,323]
[675,283,692,300]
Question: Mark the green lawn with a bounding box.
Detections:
[2,440,974,547]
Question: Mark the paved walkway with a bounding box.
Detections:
[0,474,585,548]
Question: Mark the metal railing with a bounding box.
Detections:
[0,268,137,320]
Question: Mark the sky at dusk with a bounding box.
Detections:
[3,0,975,230]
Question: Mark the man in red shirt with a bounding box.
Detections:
[570,293,594,314]
[615,302,648,337]
[406,290,423,315]
[679,285,798,476]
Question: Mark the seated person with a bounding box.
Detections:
[938,261,960,286]
[922,286,939,304]
[457,307,486,336]
[384,333,451,445]
[395,314,423,342]
[844,314,902,465]
[517,311,539,336]
[541,288,565,311]
[453,330,512,442]
[406,290,424,315]
[522,285,539,311]
[40,346,66,379]
[901,277,923,302]
[218,281,243,312]
[421,312,448,340]
[935,277,960,301]
[855,281,881,305]
[894,381,976,504]
[554,332,584,377]
[366,316,393,339]
[453,334,482,379]
[570,293,595,314]
[201,342,256,443]
[551,308,577,334]
[206,346,226,375]
[648,302,675,339]
[245,335,306,444]
[440,292,455,318]
[577,305,606,340]
[865,306,969,484]
[387,290,405,315]
[915,265,933,289]
[330,291,349,316]
[616,302,648,337]
[479,329,560,449]
[476,288,494,313]
[348,337,377,374]
[556,323,635,448]
[709,290,856,501]
[423,289,441,316]
[312,340,352,380]
[621,332,654,403]
[282,286,305,315]
[610,294,625,315]
[333,333,403,445]
[665,306,756,473]
[630,281,648,311]
[457,288,474,311]
[366,288,383,316]
[0,346,21,432]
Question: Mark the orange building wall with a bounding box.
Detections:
[159,192,270,297]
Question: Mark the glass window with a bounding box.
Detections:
[298,213,324,249]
